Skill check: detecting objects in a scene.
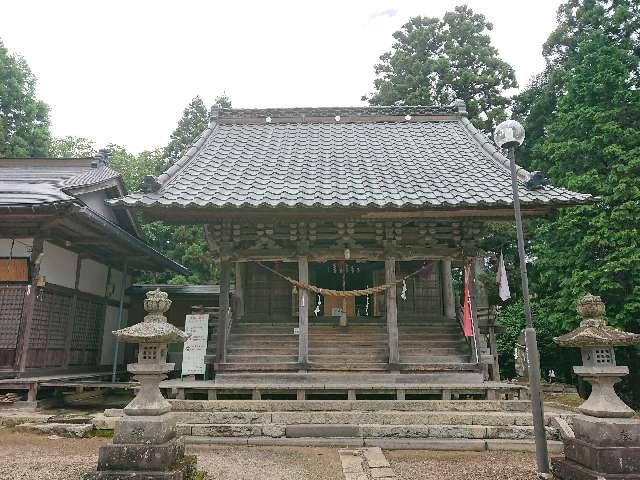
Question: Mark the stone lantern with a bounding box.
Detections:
[85,289,197,480]
[552,294,640,480]
[554,293,640,418]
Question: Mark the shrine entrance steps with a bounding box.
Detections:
[214,316,475,373]
[159,399,565,448]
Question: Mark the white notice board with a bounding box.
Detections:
[181,314,209,376]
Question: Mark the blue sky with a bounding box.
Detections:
[1,0,562,153]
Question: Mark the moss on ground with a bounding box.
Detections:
[83,428,114,438]
[171,454,207,479]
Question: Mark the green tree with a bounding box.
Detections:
[515,0,640,333]
[163,96,209,167]
[365,5,517,132]
[0,39,50,157]
[49,136,96,157]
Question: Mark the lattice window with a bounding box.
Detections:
[594,348,613,365]
[70,297,105,366]
[29,289,72,350]
[0,286,26,349]
[141,345,159,361]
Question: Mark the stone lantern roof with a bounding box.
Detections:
[113,288,189,344]
[554,294,640,348]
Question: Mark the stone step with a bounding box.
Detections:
[172,410,546,426]
[169,399,533,413]
[400,363,481,372]
[177,423,559,441]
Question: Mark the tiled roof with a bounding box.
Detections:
[0,157,122,206]
[113,105,592,210]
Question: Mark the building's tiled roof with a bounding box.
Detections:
[0,157,121,206]
[113,105,592,210]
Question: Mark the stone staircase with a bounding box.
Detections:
[167,399,563,446]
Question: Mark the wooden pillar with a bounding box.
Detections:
[441,258,456,320]
[63,256,84,368]
[234,262,245,320]
[215,259,231,366]
[385,256,399,368]
[297,256,309,367]
[15,238,44,376]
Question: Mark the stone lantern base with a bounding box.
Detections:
[84,413,196,480]
[552,415,640,479]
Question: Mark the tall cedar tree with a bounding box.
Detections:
[514,0,640,333]
[366,5,517,133]
[143,94,233,284]
[162,96,209,169]
[0,39,50,157]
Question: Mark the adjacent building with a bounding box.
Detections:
[0,153,187,378]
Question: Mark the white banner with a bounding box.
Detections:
[181,314,209,376]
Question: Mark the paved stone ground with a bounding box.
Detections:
[388,450,545,480]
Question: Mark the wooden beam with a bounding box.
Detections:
[215,260,231,365]
[441,259,456,320]
[14,237,44,375]
[385,256,399,369]
[297,256,309,368]
[231,246,461,262]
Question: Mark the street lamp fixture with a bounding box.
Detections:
[494,119,550,477]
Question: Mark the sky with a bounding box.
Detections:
[1,0,562,154]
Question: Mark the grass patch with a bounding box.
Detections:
[171,454,207,479]
[84,428,114,438]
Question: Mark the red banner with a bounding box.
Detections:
[463,265,473,337]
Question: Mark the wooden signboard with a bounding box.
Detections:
[181,314,209,376]
[0,258,29,283]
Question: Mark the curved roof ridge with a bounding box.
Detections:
[156,123,216,186]
[458,116,531,183]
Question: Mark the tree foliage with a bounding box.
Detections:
[514,0,640,333]
[162,96,209,168]
[366,5,517,132]
[0,39,50,157]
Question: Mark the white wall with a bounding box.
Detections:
[100,305,127,365]
[40,241,78,289]
[0,238,33,257]
[78,191,117,223]
[78,258,109,296]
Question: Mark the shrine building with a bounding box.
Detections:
[113,101,590,386]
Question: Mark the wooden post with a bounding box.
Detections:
[63,256,84,368]
[234,262,245,321]
[216,259,231,366]
[385,256,399,368]
[441,258,456,320]
[15,238,44,376]
[297,256,309,368]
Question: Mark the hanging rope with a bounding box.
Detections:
[255,261,433,298]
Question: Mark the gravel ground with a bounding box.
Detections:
[388,450,546,480]
[0,430,555,480]
[0,430,342,480]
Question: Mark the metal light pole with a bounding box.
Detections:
[494,120,550,477]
